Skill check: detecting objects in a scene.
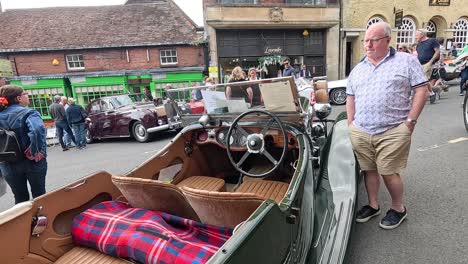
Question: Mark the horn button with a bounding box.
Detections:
[246,133,264,153]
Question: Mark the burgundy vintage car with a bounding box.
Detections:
[85,94,182,143]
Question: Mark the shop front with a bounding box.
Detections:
[216,29,326,82]
[9,78,69,119]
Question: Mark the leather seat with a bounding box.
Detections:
[176,176,225,192]
[112,175,200,221]
[235,179,289,204]
[181,187,264,229]
[55,247,130,264]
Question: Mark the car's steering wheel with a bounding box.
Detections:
[226,110,288,178]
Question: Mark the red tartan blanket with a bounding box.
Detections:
[72,201,232,264]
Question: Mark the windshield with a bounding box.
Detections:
[166,77,304,118]
[110,94,144,108]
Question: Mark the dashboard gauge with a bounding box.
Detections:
[197,131,208,142]
[239,135,247,146]
[218,132,225,141]
[229,135,235,145]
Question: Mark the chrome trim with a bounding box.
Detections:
[146,121,182,133]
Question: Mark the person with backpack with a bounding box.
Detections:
[0,85,47,204]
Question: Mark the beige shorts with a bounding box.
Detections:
[349,123,412,175]
[422,62,433,79]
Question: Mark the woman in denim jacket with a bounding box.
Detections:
[0,85,47,204]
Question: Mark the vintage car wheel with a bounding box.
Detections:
[226,109,288,178]
[85,129,94,144]
[329,88,347,105]
[464,93,468,133]
[132,121,151,143]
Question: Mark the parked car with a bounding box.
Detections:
[85,93,182,143]
[0,77,359,264]
[327,79,348,105]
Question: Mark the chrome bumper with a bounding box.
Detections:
[147,121,183,133]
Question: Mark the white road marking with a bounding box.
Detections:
[417,137,468,152]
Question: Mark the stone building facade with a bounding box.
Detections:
[341,0,468,77]
[203,0,341,82]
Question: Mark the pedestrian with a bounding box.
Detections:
[247,67,262,106]
[49,95,76,151]
[143,87,153,102]
[66,98,87,149]
[225,66,253,103]
[415,29,440,101]
[282,58,295,77]
[60,96,73,148]
[346,22,428,229]
[455,52,468,96]
[410,43,418,56]
[299,64,312,77]
[0,85,48,204]
[397,44,410,53]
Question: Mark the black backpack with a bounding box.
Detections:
[0,109,31,163]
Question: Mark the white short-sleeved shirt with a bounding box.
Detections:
[346,48,428,135]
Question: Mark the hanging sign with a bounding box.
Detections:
[429,0,450,6]
[395,10,403,28]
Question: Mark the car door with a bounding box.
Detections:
[87,100,105,138]
[99,98,117,137]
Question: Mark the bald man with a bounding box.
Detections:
[346,22,428,229]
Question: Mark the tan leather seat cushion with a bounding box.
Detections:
[111,175,200,221]
[182,187,264,229]
[176,176,225,192]
[235,179,289,204]
[55,247,130,264]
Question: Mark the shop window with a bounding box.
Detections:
[396,17,416,47]
[27,88,63,118]
[66,54,85,70]
[285,0,326,5]
[160,49,178,65]
[74,85,125,106]
[454,18,468,48]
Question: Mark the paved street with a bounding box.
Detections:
[0,85,466,263]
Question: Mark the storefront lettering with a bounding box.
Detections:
[264,47,282,55]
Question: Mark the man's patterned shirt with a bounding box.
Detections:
[346,48,428,135]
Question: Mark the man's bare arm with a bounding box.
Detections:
[345,96,355,126]
[405,85,429,132]
[429,48,440,65]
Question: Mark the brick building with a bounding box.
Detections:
[341,0,468,77]
[203,0,341,82]
[0,0,206,119]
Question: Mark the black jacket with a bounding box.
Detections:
[66,104,87,125]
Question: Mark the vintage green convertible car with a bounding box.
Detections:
[0,77,359,264]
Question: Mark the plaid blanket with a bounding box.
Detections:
[72,201,232,264]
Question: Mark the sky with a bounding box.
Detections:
[0,0,203,26]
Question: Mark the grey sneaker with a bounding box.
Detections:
[356,205,381,223]
[379,208,407,230]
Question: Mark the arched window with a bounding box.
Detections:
[367,16,384,28]
[453,18,468,47]
[426,20,437,37]
[397,17,416,46]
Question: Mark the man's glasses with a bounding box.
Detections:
[362,36,389,45]
[284,62,289,65]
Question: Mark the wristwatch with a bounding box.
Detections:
[406,118,417,125]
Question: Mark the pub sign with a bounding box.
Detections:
[429,0,450,6]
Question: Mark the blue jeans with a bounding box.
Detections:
[0,159,47,204]
[63,130,72,146]
[460,68,468,94]
[55,121,76,149]
[72,122,86,148]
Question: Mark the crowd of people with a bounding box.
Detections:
[397,32,468,98]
